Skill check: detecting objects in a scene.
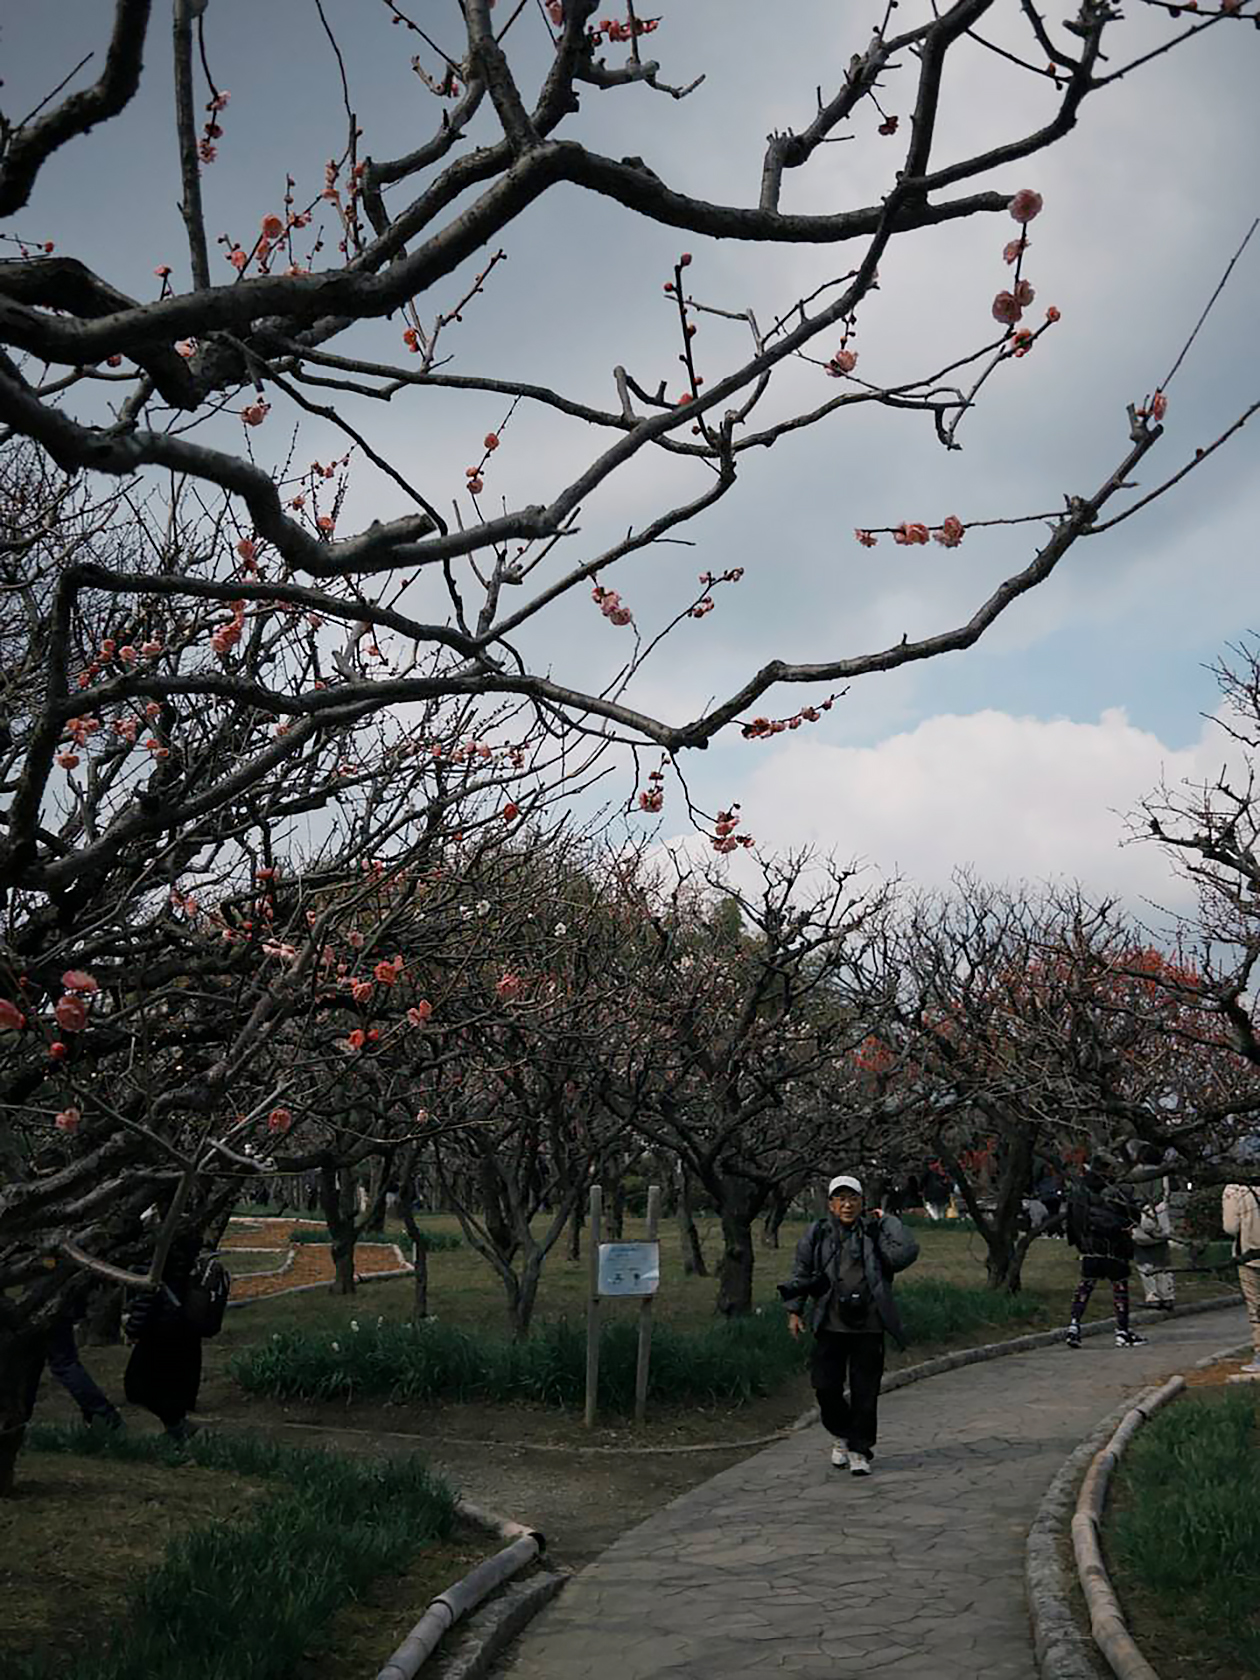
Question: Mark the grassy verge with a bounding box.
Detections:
[1106,1386,1260,1679]
[231,1276,1047,1413]
[11,1424,457,1680]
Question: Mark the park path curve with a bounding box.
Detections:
[220,1217,408,1300]
[501,1305,1247,1680]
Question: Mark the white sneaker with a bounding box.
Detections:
[848,1452,872,1476]
[1239,1357,1260,1375]
[830,1441,849,1469]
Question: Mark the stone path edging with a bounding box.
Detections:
[1026,1336,1252,1680]
[429,1572,567,1680]
[1071,1375,1185,1680]
[225,1247,413,1309]
[374,1496,560,1680]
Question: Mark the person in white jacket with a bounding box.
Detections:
[1222,1183,1260,1375]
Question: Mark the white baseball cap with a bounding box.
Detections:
[828,1174,864,1198]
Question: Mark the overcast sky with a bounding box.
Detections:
[5,1,1259,918]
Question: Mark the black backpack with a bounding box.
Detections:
[183,1253,231,1337]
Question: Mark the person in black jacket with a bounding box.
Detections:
[1064,1166,1147,1349]
[780,1173,920,1476]
[123,1229,204,1441]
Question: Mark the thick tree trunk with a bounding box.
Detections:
[568,1199,583,1262]
[0,1317,45,1499]
[508,1248,545,1339]
[676,1165,707,1277]
[713,1181,760,1317]
[761,1186,792,1249]
[397,1147,430,1321]
[949,1122,1036,1294]
[604,1157,626,1240]
[412,1242,429,1321]
[320,1164,358,1296]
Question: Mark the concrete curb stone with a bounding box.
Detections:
[1026,1335,1252,1680]
[427,1572,568,1680]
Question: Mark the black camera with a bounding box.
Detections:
[776,1272,831,1302]
[836,1287,872,1328]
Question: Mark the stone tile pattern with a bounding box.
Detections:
[503,1309,1245,1680]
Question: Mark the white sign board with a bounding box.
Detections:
[597,1241,660,1297]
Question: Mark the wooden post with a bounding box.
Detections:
[634,1184,661,1426]
[584,1184,602,1430]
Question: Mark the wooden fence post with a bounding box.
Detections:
[634,1184,661,1425]
[584,1184,602,1429]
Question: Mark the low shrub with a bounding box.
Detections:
[897,1277,1042,1343]
[1109,1387,1260,1673]
[232,1277,1045,1413]
[411,1229,463,1252]
[232,1310,805,1411]
[17,1425,456,1680]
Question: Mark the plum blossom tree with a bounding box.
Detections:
[883,875,1260,1290]
[3,0,1258,1483]
[598,852,898,1317]
[0,0,1254,777]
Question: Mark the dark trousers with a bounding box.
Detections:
[810,1331,885,1457]
[47,1321,117,1421]
[124,1323,202,1429]
[23,1320,117,1424]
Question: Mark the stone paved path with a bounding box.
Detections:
[502,1306,1248,1680]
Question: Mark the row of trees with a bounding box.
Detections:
[3,0,1257,1493]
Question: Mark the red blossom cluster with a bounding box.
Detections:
[893,521,930,546]
[638,769,665,812]
[0,998,26,1032]
[495,970,524,1001]
[990,190,1046,331]
[198,89,230,167]
[1135,390,1169,423]
[592,584,633,628]
[741,697,835,740]
[853,1035,894,1075]
[593,13,660,43]
[825,347,858,378]
[856,516,966,549]
[462,431,504,498]
[210,600,246,657]
[711,806,754,854]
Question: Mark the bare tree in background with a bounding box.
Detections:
[2,0,1258,1485]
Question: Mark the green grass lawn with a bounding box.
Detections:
[9,1426,459,1680]
[218,1211,1234,1346]
[1106,1384,1260,1679]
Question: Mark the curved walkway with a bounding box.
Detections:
[501,1305,1247,1680]
[220,1217,409,1300]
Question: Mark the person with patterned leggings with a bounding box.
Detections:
[1064,1165,1147,1349]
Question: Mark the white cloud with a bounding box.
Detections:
[701,704,1244,913]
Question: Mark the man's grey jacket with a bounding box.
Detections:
[781,1213,920,1349]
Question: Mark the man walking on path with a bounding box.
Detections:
[1222,1181,1260,1374]
[502,1311,1249,1680]
[781,1173,919,1475]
